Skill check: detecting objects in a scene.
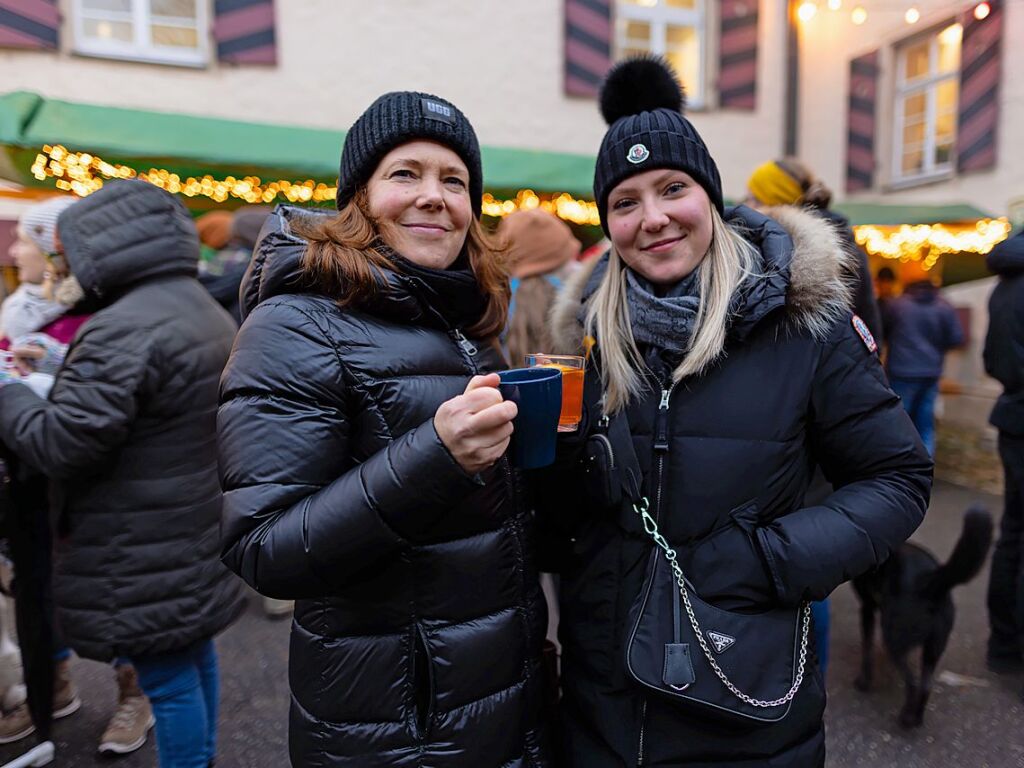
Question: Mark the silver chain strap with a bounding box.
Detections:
[633,497,811,709]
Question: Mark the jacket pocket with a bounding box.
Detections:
[410,624,435,737]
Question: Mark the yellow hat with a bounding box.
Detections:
[747,161,803,207]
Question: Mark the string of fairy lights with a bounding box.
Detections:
[30,144,603,226]
[795,0,994,25]
[29,144,1010,264]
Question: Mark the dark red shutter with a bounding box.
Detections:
[214,0,276,65]
[718,0,759,110]
[0,0,59,50]
[845,50,879,193]
[957,0,1003,173]
[564,0,613,97]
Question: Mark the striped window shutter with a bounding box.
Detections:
[564,0,613,97]
[213,0,276,65]
[845,50,879,193]
[0,0,59,50]
[718,0,759,110]
[957,0,1003,174]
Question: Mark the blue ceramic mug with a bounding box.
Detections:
[498,367,563,469]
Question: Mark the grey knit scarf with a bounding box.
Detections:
[625,268,701,355]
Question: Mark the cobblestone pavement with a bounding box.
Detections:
[0,481,1020,767]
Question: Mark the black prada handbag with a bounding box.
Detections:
[625,496,812,724]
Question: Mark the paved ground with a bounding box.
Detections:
[0,481,1020,767]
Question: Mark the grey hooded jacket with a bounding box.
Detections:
[0,179,244,661]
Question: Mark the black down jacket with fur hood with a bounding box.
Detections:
[218,206,549,767]
[0,179,244,661]
[538,206,932,768]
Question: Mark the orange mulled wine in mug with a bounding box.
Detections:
[526,354,585,432]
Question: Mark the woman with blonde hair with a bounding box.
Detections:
[218,92,550,766]
[538,57,931,766]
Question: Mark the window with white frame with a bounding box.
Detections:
[892,22,962,182]
[616,0,706,106]
[73,0,208,67]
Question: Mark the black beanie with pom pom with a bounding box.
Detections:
[594,55,723,232]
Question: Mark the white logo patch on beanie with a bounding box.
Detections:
[626,143,650,164]
[421,99,455,125]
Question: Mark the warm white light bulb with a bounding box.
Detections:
[905,7,921,23]
[974,2,991,20]
[851,6,867,24]
[828,0,842,9]
[797,1,818,22]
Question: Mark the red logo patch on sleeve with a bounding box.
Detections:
[852,314,878,353]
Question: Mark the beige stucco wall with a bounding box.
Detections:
[1,0,788,201]
[797,0,1024,216]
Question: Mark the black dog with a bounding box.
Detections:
[853,506,993,728]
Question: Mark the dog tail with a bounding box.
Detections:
[922,505,994,600]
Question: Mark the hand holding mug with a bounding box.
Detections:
[435,374,518,474]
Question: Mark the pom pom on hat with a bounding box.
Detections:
[599,55,686,125]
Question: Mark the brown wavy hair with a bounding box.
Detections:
[293,190,509,340]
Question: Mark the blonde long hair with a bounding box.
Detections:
[585,207,761,413]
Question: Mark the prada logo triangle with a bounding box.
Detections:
[707,631,736,654]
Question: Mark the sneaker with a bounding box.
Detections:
[0,703,33,744]
[263,596,294,619]
[98,664,152,755]
[98,695,154,755]
[0,658,81,745]
[53,659,81,718]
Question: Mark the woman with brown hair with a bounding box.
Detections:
[218,92,550,767]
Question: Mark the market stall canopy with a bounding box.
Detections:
[0,91,597,197]
[834,201,993,226]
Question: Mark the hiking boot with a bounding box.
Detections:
[53,658,81,718]
[98,665,153,755]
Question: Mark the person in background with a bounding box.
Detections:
[198,207,271,325]
[746,157,883,345]
[745,157,888,678]
[884,262,964,456]
[0,196,155,757]
[499,208,581,366]
[0,180,244,768]
[876,265,898,323]
[982,229,1024,702]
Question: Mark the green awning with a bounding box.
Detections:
[0,90,596,197]
[833,201,993,226]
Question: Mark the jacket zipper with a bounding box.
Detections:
[637,382,675,767]
[451,328,478,360]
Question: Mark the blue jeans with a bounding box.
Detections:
[889,377,939,456]
[131,639,218,768]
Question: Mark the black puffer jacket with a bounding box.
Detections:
[984,231,1024,435]
[218,206,549,767]
[542,206,932,767]
[0,179,243,661]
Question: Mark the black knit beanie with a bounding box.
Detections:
[336,91,483,216]
[594,56,723,233]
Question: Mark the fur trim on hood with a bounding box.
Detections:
[549,205,856,356]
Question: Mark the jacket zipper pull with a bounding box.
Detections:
[453,329,477,357]
[654,387,672,453]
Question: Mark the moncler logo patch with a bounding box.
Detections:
[707,631,736,654]
[421,99,455,125]
[627,143,650,164]
[852,314,878,354]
